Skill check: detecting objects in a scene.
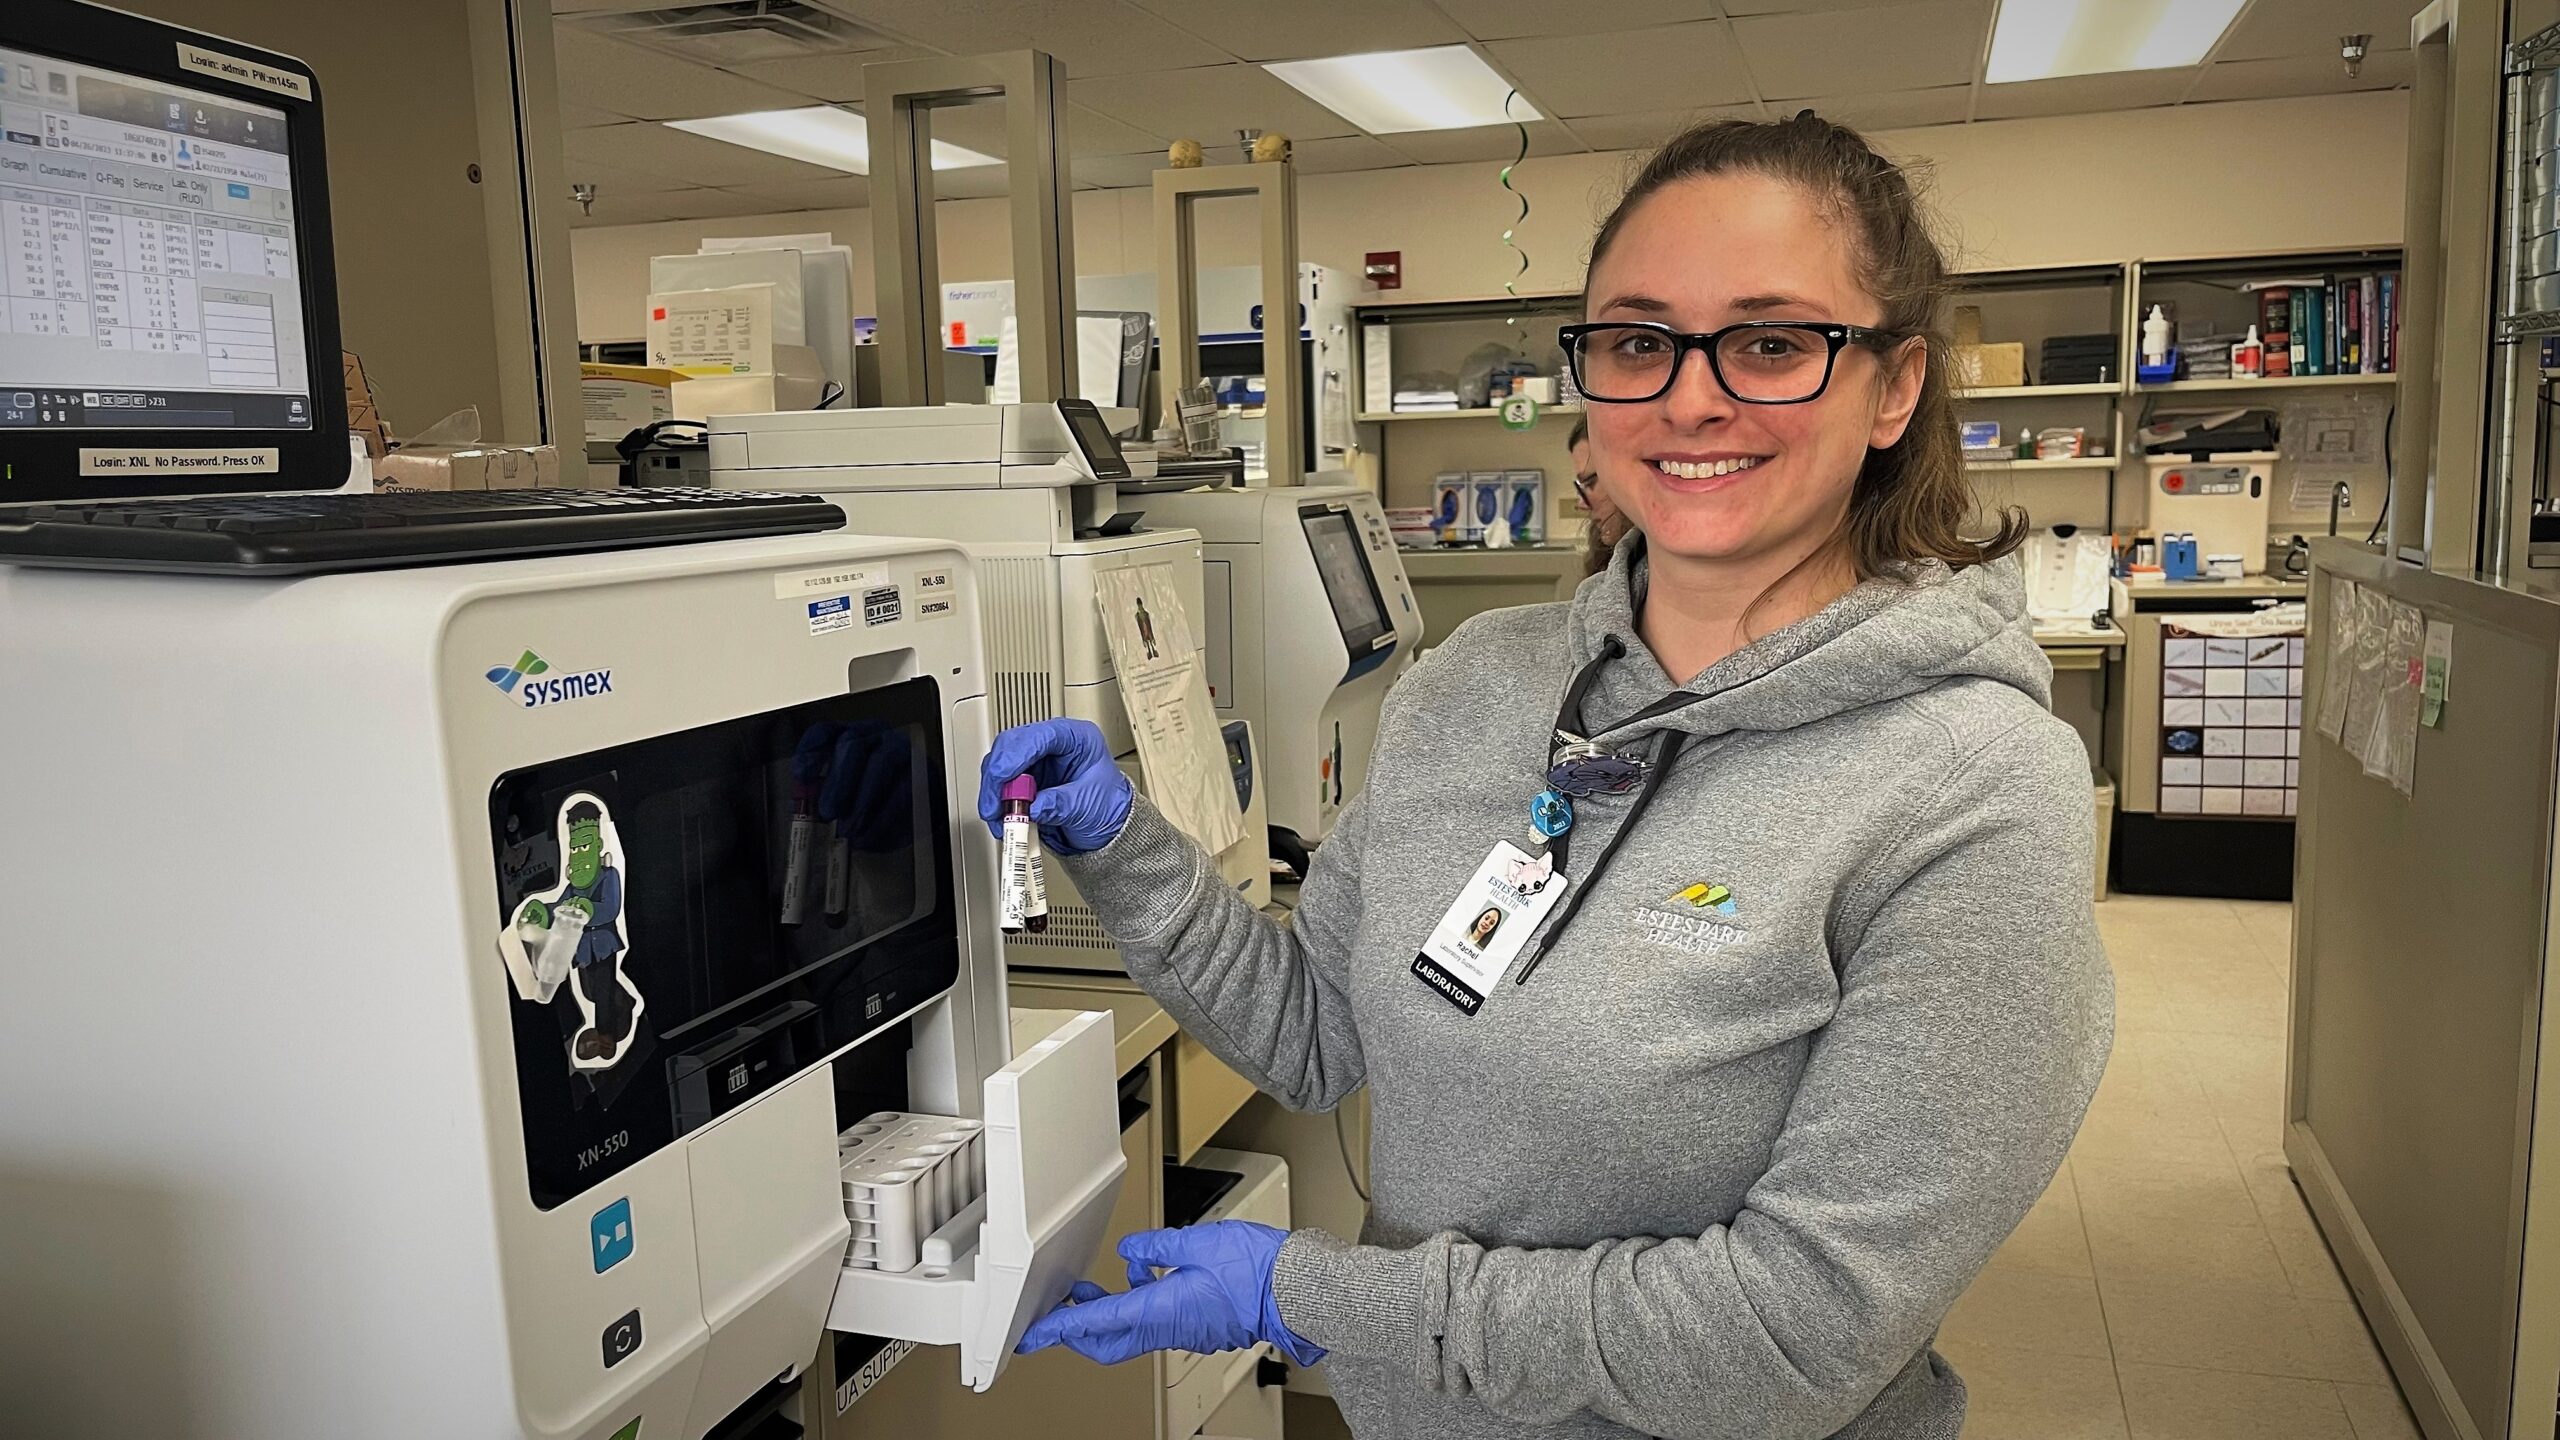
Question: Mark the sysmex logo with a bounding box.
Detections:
[486,648,614,709]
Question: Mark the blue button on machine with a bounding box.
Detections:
[592,1197,634,1273]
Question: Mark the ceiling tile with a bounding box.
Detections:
[1378,120,1585,165]
[1073,152,1173,190]
[1290,134,1420,174]
[1730,0,1991,100]
[1569,104,1765,152]
[565,121,844,186]
[2216,0,2425,62]
[553,29,824,120]
[1792,83,1975,132]
[556,157,702,196]
[1066,64,1362,143]
[1066,104,1170,156]
[866,100,1168,158]
[1721,0,1964,12]
[1124,0,1468,62]
[1486,22,1753,118]
[1973,67,2193,121]
[2186,49,2415,103]
[561,102,638,128]
[719,46,941,103]
[820,1,1229,77]
[564,186,779,229]
[1435,0,1722,42]
[717,177,873,212]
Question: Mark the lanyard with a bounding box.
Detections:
[1517,637,1695,985]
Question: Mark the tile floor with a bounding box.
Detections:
[1941,895,2421,1440]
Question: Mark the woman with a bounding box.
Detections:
[982,113,2111,1440]
[1568,415,1630,576]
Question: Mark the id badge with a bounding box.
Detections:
[1411,842,1570,1015]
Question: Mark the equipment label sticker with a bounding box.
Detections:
[776,565,878,601]
[175,43,313,101]
[915,569,955,620]
[80,447,278,476]
[807,596,855,635]
[862,585,903,626]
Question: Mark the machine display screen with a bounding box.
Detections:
[1057,397,1130,479]
[1301,506,1391,658]
[488,677,961,1211]
[0,44,316,432]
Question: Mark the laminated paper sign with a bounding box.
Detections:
[2316,578,2358,742]
[1095,563,1246,857]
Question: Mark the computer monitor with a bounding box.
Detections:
[1300,503,1392,657]
[1,0,345,501]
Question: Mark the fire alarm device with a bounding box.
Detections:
[1364,251,1402,290]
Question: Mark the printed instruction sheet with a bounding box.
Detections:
[1095,562,1246,857]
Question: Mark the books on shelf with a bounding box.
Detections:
[2238,271,2400,379]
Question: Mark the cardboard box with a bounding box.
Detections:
[1955,342,2026,389]
[342,350,391,457]
[581,363,682,448]
[377,442,561,492]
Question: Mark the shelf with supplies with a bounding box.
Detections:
[2137,372,2399,394]
[1356,405,1584,423]
[1958,383,2125,399]
[2130,247,2405,389]
[1965,456,2123,471]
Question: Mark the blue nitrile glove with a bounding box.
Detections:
[1015,1221,1324,1367]
[978,718,1132,856]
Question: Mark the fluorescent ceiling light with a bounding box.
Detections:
[1264,45,1538,134]
[666,107,998,175]
[1985,0,2247,84]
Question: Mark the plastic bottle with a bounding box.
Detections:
[2017,426,2036,460]
[2232,325,2264,379]
[2142,304,2172,367]
[998,774,1049,935]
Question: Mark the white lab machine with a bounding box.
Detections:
[2149,451,2278,573]
[1134,482,1422,861]
[941,264,1360,477]
[707,401,1271,972]
[652,237,859,404]
[0,534,1129,1439]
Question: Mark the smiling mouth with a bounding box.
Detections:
[1650,456,1766,480]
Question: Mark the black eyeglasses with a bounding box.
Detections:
[1559,320,1904,405]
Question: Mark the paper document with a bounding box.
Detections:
[1094,564,1246,857]
[2421,620,2453,728]
[992,314,1135,409]
[2339,585,2387,761]
[2316,579,2357,741]
[646,284,774,375]
[2364,598,2425,796]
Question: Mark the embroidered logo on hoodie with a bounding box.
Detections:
[1637,885,1747,955]
[1673,882,1737,916]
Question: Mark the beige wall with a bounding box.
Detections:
[115,0,555,441]
[570,90,2409,343]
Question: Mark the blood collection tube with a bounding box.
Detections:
[998,774,1049,935]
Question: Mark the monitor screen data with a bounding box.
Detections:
[1303,511,1387,647]
[0,46,313,433]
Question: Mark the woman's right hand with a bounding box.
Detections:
[979,719,1133,857]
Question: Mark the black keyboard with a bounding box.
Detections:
[0,487,846,574]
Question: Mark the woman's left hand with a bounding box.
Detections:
[1016,1221,1325,1367]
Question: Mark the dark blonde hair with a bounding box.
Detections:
[1585,111,2024,579]
[1566,417,1626,576]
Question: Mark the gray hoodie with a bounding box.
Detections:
[1062,542,2113,1440]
